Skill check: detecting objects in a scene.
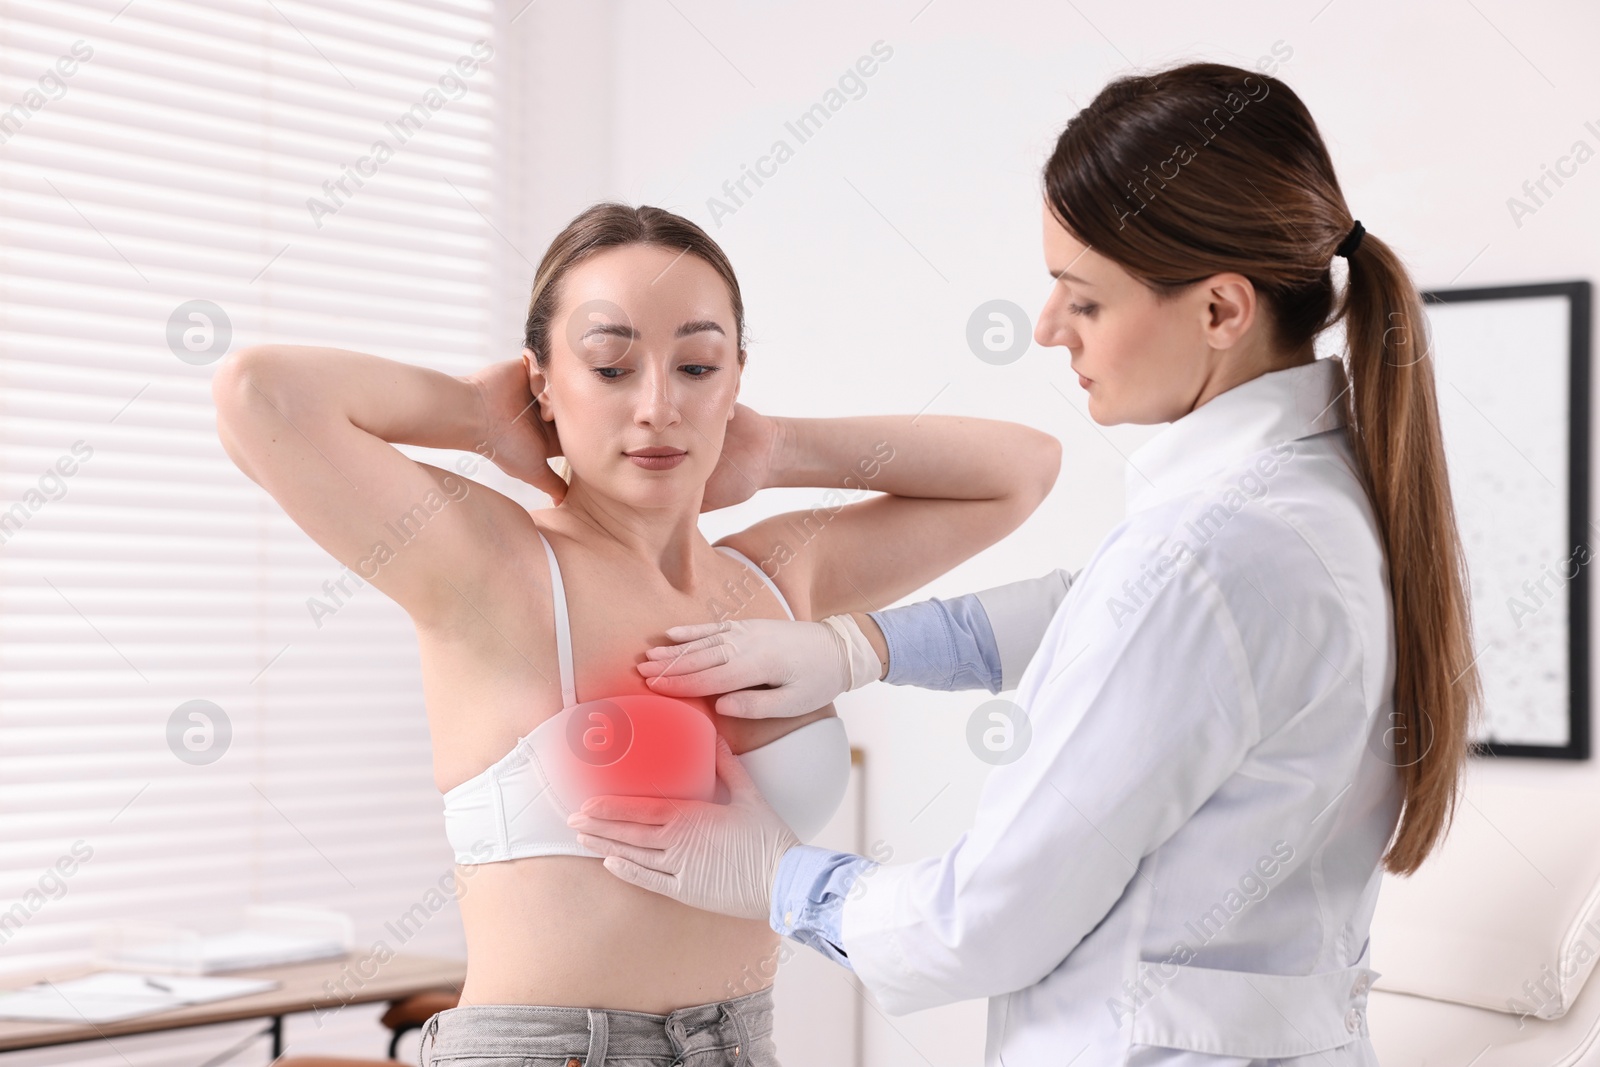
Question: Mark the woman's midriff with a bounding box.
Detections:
[453,703,838,1011]
[456,855,782,1012]
[428,517,834,1012]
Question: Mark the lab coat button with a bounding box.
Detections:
[1345,1007,1362,1032]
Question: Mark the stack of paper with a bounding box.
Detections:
[111,930,346,974]
[0,972,279,1024]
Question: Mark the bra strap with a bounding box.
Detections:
[535,528,578,707]
[716,544,795,620]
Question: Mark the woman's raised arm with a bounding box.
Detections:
[211,346,540,628]
[718,413,1060,621]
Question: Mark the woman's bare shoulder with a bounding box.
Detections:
[410,490,559,642]
[713,516,817,622]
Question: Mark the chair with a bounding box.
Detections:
[275,989,459,1065]
[1367,780,1600,1064]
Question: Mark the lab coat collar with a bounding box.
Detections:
[1125,356,1350,516]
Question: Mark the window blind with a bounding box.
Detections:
[0,0,521,1061]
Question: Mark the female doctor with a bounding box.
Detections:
[568,61,1481,1066]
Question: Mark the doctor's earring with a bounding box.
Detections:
[966,698,1033,766]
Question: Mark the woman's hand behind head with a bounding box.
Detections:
[462,358,568,504]
[699,402,778,512]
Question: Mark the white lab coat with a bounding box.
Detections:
[841,357,1401,1065]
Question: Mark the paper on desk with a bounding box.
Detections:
[110,930,346,973]
[0,971,279,1023]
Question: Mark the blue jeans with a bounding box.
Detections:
[417,987,780,1066]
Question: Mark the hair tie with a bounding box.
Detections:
[1335,219,1365,259]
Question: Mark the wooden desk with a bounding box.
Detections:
[0,952,465,1060]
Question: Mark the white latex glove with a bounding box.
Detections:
[567,736,800,921]
[636,615,883,719]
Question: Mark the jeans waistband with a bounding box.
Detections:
[418,986,773,1065]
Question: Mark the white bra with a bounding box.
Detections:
[441,528,852,865]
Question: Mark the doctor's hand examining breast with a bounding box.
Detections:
[637,613,887,718]
[567,736,799,921]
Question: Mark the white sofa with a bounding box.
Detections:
[1368,781,1600,1064]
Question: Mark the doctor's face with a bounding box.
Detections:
[1035,200,1223,426]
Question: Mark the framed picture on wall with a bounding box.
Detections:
[1419,279,1591,759]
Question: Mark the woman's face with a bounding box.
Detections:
[1033,199,1261,425]
[528,243,742,508]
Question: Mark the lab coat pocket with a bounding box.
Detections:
[1125,945,1378,1060]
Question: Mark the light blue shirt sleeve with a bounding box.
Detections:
[770,844,878,967]
[866,568,1078,694]
[778,573,1076,966]
[868,594,1002,693]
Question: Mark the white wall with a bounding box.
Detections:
[515,1,1600,1063]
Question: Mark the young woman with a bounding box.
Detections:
[209,204,1060,1066]
[570,62,1483,1066]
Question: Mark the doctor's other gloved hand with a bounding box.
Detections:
[568,736,800,922]
[636,614,884,719]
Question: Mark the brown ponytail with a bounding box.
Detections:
[1043,61,1481,875]
[1339,226,1481,875]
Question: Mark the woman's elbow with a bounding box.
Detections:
[211,345,275,409]
[1001,428,1061,515]
[210,346,294,477]
[1028,430,1063,504]
[211,345,320,426]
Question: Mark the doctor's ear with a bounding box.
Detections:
[1195,273,1258,351]
[523,346,556,422]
